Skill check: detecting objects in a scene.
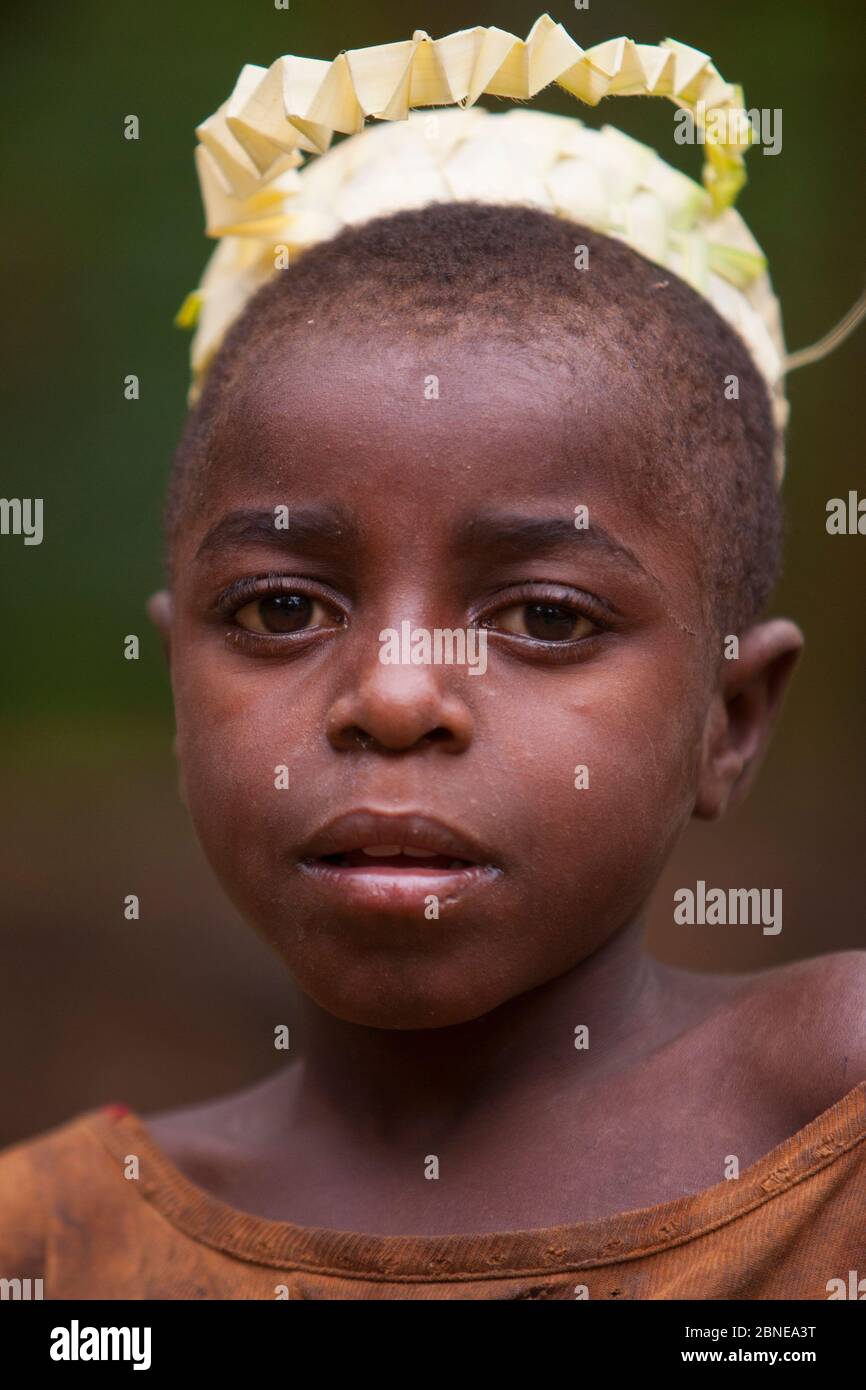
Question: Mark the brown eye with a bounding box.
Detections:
[494,602,595,642]
[234,593,337,635]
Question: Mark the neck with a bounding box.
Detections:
[289,917,672,1142]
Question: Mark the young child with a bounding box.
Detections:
[2,16,865,1301]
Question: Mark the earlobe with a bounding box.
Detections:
[694,618,804,820]
[147,590,173,663]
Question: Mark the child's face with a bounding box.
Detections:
[156,331,789,1028]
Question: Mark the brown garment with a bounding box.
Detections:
[2,1084,865,1300]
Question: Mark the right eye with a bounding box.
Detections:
[234,593,340,635]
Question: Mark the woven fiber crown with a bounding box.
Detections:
[178,14,788,480]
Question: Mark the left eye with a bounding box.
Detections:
[489,601,596,642]
[234,593,339,634]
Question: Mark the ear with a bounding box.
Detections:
[695,618,804,820]
[147,590,173,665]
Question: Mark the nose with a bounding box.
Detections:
[325,657,475,754]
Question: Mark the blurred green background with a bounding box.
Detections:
[1,0,864,1145]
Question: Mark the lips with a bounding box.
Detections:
[296,810,501,913]
[298,810,494,869]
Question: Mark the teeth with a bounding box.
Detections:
[356,846,468,864]
[360,845,441,858]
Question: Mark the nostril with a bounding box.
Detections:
[339,726,375,750]
[424,726,453,744]
[338,725,455,752]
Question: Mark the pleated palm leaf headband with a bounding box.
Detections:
[177,13,865,484]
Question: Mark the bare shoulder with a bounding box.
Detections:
[141,1065,301,1168]
[722,950,866,1115]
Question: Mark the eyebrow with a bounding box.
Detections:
[195,504,649,582]
[453,511,649,577]
[195,505,358,561]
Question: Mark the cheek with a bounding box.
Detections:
[171,650,299,881]
[512,656,705,871]
[490,666,704,987]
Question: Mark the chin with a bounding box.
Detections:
[288,950,514,1031]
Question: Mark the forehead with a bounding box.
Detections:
[208,330,656,508]
[179,329,704,615]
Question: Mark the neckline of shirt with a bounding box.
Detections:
[87,1080,866,1282]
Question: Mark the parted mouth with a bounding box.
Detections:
[298,809,496,871]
